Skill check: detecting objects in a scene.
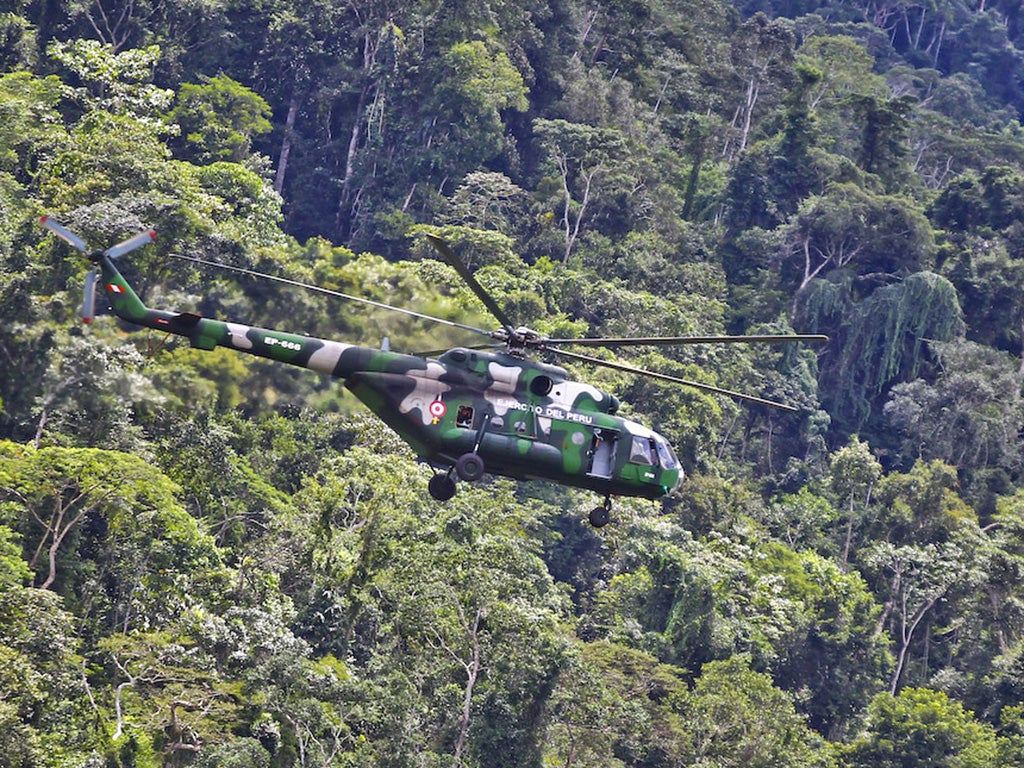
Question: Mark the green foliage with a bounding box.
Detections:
[842,688,1000,768]
[167,74,272,164]
[0,440,224,626]
[819,271,964,432]
[885,340,1024,482]
[6,0,1024,763]
[685,655,831,767]
[47,39,173,119]
[541,640,690,765]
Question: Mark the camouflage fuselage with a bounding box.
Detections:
[96,256,683,499]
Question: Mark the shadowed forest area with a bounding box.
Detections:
[6,0,1024,764]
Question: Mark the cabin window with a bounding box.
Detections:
[456,404,474,428]
[629,436,654,465]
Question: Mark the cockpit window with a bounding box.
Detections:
[629,436,654,465]
[654,437,681,469]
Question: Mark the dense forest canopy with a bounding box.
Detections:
[6,0,1024,765]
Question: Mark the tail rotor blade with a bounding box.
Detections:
[40,216,88,252]
[80,270,98,323]
[106,229,156,259]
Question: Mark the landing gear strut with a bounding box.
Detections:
[426,448,485,502]
[454,413,490,483]
[588,497,612,528]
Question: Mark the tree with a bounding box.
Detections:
[0,10,36,70]
[782,183,935,301]
[0,71,67,184]
[66,0,226,55]
[862,540,974,694]
[540,640,690,766]
[939,233,1024,361]
[852,93,916,189]
[445,171,529,235]
[753,544,890,737]
[593,513,888,737]
[99,630,242,757]
[368,479,569,765]
[0,441,223,631]
[800,271,963,433]
[858,462,983,692]
[0,522,97,764]
[167,74,272,164]
[828,436,882,567]
[534,118,630,262]
[842,687,1000,768]
[435,40,528,168]
[286,447,570,763]
[30,334,154,451]
[685,655,827,767]
[46,39,173,119]
[724,13,797,159]
[885,339,1024,481]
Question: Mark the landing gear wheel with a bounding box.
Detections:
[454,452,485,482]
[428,473,457,501]
[588,504,611,528]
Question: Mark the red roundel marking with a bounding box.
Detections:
[429,400,447,419]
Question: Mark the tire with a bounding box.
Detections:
[588,505,611,528]
[454,452,485,482]
[428,473,457,501]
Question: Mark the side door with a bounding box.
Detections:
[588,428,619,478]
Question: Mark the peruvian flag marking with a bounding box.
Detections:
[106,283,125,293]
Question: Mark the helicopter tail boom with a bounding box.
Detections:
[85,247,416,382]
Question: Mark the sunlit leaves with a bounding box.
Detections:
[47,39,173,120]
[0,441,224,627]
[167,74,273,165]
[843,687,1000,768]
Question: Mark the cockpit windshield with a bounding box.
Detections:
[654,436,681,469]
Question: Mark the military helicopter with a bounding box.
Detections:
[41,216,826,527]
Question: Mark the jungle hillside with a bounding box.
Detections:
[5,0,1024,765]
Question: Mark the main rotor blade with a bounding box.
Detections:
[416,342,504,358]
[106,229,156,259]
[168,253,496,340]
[40,216,88,252]
[425,234,516,332]
[541,333,830,348]
[551,347,800,411]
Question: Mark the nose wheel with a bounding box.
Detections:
[588,497,612,528]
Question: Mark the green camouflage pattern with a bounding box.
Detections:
[95,253,684,501]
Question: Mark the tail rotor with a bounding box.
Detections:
[40,216,157,324]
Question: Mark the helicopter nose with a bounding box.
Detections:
[666,467,685,494]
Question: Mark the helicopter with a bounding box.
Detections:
[41,216,826,527]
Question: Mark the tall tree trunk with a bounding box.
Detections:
[274,94,301,194]
[453,607,484,765]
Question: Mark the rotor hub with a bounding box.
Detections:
[499,325,545,356]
